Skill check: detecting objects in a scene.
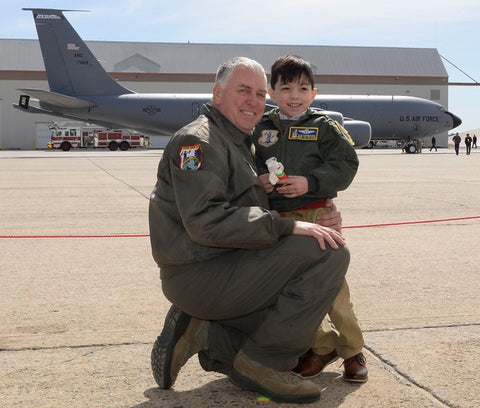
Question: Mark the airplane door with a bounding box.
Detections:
[192,102,201,118]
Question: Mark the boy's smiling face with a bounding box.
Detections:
[268,75,317,118]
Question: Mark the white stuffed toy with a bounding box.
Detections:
[265,157,288,185]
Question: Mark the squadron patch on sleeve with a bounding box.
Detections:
[334,121,355,146]
[258,130,279,147]
[288,127,319,141]
[179,144,202,171]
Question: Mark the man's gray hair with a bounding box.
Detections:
[215,57,266,88]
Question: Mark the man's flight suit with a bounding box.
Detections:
[149,104,349,371]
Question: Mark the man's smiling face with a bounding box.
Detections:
[213,66,267,134]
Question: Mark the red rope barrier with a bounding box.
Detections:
[343,215,480,229]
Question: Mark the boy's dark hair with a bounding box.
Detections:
[270,55,315,89]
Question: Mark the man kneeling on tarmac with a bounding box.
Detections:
[148,56,350,404]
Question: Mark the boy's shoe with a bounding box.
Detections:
[230,350,321,404]
[151,305,208,389]
[292,349,339,378]
[343,352,368,383]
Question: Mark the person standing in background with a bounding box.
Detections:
[465,133,472,155]
[452,133,461,155]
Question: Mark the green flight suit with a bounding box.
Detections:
[149,104,349,370]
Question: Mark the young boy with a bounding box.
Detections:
[252,54,368,383]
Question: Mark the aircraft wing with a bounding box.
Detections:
[18,89,97,109]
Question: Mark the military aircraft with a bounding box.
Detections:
[15,8,461,152]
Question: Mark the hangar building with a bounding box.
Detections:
[0,39,450,149]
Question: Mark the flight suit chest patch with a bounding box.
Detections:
[258,129,279,147]
[288,127,319,141]
[179,144,202,171]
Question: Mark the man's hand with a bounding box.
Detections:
[317,198,342,233]
[275,176,308,198]
[292,220,345,250]
[258,173,274,193]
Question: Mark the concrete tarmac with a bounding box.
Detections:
[1,147,479,408]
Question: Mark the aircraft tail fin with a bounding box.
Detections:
[24,8,131,96]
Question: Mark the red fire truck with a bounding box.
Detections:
[47,125,150,151]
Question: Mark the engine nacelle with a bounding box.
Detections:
[318,111,371,148]
[343,119,372,148]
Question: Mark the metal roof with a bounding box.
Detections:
[0,38,448,77]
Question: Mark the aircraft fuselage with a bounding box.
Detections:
[40,93,459,140]
[312,95,460,141]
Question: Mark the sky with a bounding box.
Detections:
[2,0,480,134]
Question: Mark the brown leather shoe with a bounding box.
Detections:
[343,352,368,383]
[292,349,339,378]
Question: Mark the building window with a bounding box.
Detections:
[431,89,440,100]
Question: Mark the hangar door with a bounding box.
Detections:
[35,122,52,149]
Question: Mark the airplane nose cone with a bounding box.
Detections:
[446,111,462,129]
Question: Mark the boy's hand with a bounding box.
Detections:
[317,199,342,233]
[258,173,274,193]
[275,176,308,198]
[292,220,345,250]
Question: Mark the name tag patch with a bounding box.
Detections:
[288,127,319,141]
[179,144,202,171]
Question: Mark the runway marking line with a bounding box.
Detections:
[1,216,479,239]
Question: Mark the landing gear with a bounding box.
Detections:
[404,143,417,154]
[402,139,422,154]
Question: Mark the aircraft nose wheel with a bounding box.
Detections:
[405,143,417,154]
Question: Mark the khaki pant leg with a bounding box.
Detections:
[312,280,364,358]
[279,207,330,222]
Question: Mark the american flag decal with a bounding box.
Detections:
[67,43,79,50]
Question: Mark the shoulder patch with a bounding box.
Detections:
[257,130,279,147]
[179,144,202,171]
[288,127,319,141]
[334,122,355,146]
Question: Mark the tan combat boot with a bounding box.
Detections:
[230,349,321,404]
[151,305,208,389]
